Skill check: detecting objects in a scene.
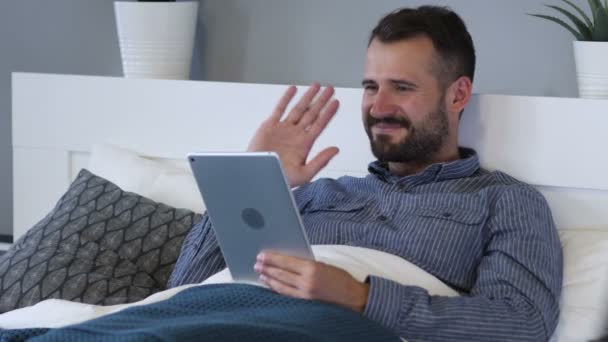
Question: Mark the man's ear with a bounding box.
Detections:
[445,76,472,115]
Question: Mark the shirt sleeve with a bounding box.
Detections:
[363,186,563,342]
[167,213,226,288]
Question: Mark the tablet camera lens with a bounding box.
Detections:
[241,208,265,230]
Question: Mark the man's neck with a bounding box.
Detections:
[387,147,460,177]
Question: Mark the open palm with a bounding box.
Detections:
[247,84,340,188]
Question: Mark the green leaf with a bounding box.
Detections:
[589,0,602,19]
[591,0,608,40]
[546,5,593,39]
[529,14,585,40]
[560,0,593,27]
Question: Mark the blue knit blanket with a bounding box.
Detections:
[0,284,399,341]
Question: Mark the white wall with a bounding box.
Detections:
[0,0,587,237]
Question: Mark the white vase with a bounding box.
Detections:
[114,1,199,80]
[573,41,608,99]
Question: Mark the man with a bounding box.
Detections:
[169,6,563,341]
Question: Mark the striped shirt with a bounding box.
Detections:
[168,148,563,341]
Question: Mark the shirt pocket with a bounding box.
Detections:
[416,207,486,227]
[401,206,488,286]
[303,198,369,223]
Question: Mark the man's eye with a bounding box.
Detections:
[364,85,378,91]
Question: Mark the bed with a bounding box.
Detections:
[4,72,608,341]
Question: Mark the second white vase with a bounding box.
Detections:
[573,41,608,100]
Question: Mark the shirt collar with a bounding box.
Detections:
[367,147,480,186]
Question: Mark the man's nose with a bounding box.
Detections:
[370,89,396,118]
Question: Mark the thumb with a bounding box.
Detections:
[305,147,340,179]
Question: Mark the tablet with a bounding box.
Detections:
[187,152,314,284]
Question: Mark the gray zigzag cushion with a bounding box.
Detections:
[0,169,202,313]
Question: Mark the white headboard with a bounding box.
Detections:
[11,72,608,239]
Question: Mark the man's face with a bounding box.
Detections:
[362,36,449,164]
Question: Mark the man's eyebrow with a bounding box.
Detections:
[361,79,419,88]
[361,79,376,87]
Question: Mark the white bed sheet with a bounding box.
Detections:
[0,245,458,330]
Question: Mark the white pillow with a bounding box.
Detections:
[87,144,167,195]
[552,229,608,342]
[147,170,205,213]
[204,245,459,297]
[87,144,205,213]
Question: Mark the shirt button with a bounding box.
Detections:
[442,212,452,218]
[326,205,336,210]
[377,215,388,222]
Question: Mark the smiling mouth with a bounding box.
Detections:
[372,123,406,134]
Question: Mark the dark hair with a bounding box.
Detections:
[369,6,476,88]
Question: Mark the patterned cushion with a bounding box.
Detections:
[0,169,202,313]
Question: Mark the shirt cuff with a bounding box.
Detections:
[363,275,419,333]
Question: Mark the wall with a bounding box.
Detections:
[0,0,122,238]
[196,0,581,96]
[0,0,587,237]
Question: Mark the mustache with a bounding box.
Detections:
[366,115,411,129]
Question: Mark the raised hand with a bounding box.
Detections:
[247,83,340,188]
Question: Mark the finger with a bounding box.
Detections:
[260,274,303,299]
[298,86,335,128]
[304,147,340,180]
[257,252,309,275]
[309,99,339,136]
[285,83,321,124]
[270,86,297,122]
[256,265,300,288]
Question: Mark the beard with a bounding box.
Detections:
[364,101,449,164]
